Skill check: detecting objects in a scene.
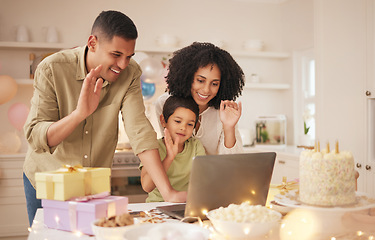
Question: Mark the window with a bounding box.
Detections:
[293,48,315,145]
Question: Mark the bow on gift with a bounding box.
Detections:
[276,176,299,195]
[58,164,86,173]
[56,164,95,196]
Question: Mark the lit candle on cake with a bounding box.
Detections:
[326,142,330,153]
[335,140,339,154]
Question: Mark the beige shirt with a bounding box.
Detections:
[23,46,158,187]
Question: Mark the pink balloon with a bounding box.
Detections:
[0,75,18,104]
[8,103,30,131]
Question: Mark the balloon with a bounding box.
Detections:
[139,57,163,79]
[0,131,21,154]
[141,80,155,100]
[132,51,149,64]
[141,73,158,84]
[8,103,30,131]
[0,75,18,104]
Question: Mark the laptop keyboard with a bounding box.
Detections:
[172,209,185,217]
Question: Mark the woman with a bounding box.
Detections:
[155,42,245,155]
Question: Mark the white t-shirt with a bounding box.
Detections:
[154,93,243,155]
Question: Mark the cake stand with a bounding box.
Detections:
[274,191,375,238]
[274,190,375,212]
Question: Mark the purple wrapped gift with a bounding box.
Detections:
[42,195,128,235]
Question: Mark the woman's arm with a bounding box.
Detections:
[219,100,242,148]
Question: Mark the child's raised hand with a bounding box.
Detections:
[164,128,179,161]
[219,100,242,129]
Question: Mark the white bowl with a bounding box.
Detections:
[123,222,210,240]
[91,219,137,240]
[155,34,179,48]
[243,39,264,51]
[206,209,281,239]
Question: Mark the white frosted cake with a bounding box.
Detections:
[299,149,356,207]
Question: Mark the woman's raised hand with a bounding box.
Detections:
[219,100,242,129]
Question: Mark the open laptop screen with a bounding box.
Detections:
[157,152,276,220]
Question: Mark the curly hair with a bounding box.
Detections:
[166,42,245,109]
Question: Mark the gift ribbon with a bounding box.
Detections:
[68,196,116,231]
[276,176,299,195]
[59,165,94,196]
[45,165,98,199]
[107,201,116,218]
[69,191,110,202]
[46,175,54,199]
[68,202,78,232]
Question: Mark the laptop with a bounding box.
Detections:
[157,152,276,220]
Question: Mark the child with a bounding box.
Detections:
[140,96,206,202]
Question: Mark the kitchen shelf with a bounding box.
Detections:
[230,51,290,59]
[0,41,289,59]
[0,41,72,50]
[244,82,290,90]
[136,47,289,59]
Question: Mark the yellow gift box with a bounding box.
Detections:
[266,176,299,207]
[35,165,111,201]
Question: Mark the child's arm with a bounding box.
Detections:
[141,128,180,192]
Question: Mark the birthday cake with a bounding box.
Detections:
[299,142,356,207]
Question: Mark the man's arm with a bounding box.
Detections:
[141,129,178,192]
[46,65,103,147]
[138,149,187,202]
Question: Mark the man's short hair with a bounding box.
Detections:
[91,10,138,42]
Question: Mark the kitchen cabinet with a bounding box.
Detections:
[362,98,375,196]
[0,41,71,82]
[0,154,29,239]
[243,146,301,185]
[0,42,70,239]
[314,0,374,197]
[270,154,299,184]
[359,1,375,197]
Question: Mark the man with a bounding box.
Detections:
[23,10,185,226]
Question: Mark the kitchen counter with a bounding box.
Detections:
[243,145,303,161]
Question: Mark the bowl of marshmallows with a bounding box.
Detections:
[206,202,282,239]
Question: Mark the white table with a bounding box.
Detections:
[27,201,374,240]
[27,202,177,240]
[27,202,281,240]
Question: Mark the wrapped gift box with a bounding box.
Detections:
[266,177,299,207]
[42,195,128,235]
[36,166,111,201]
